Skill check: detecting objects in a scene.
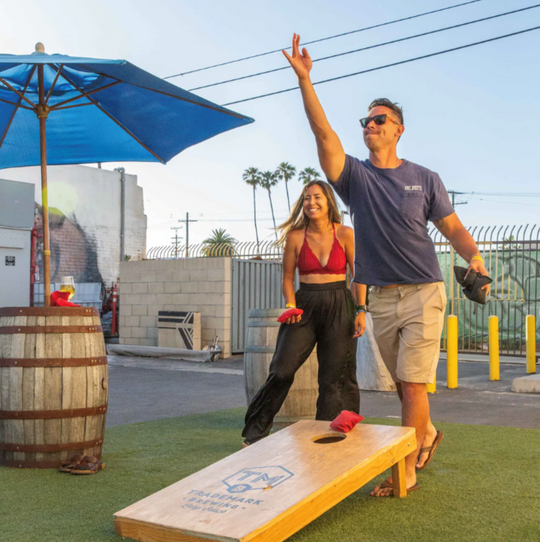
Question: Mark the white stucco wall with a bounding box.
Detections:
[1,165,146,286]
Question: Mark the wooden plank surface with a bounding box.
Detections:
[9,316,25,461]
[34,316,46,462]
[70,316,87,456]
[115,421,416,542]
[44,316,62,462]
[61,316,73,461]
[23,314,37,460]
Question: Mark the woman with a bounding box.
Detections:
[242,181,367,446]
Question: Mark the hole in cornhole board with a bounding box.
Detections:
[312,433,347,444]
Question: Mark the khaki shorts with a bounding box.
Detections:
[369,282,447,384]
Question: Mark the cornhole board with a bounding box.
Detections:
[114,420,416,542]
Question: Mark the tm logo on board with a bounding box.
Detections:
[222,466,294,493]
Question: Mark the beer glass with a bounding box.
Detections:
[60,276,75,300]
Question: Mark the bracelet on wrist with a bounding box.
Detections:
[355,305,366,314]
[471,255,483,263]
[286,303,296,309]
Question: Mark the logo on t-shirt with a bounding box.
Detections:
[404,185,422,191]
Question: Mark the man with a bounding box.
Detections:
[283,34,489,496]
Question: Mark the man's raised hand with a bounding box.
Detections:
[282,33,312,80]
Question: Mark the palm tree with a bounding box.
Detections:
[299,167,322,185]
[242,167,261,248]
[275,162,296,212]
[259,171,279,241]
[202,228,237,257]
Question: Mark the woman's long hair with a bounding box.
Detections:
[278,181,342,245]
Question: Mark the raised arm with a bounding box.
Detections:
[282,34,345,182]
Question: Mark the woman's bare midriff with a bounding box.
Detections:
[299,273,346,284]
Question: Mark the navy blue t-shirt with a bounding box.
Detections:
[332,155,454,286]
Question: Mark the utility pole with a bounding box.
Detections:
[179,212,198,257]
[447,190,468,314]
[448,190,468,208]
[170,226,183,259]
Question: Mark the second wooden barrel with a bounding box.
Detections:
[244,309,318,428]
[0,306,108,469]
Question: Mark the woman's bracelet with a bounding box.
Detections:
[471,255,483,263]
[286,303,296,309]
[355,305,367,314]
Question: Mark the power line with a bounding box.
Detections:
[164,0,482,79]
[466,196,540,207]
[189,4,540,92]
[197,217,289,223]
[222,25,540,106]
[464,192,540,197]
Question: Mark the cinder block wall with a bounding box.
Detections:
[119,258,231,357]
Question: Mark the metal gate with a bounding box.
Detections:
[231,259,289,353]
[433,225,540,355]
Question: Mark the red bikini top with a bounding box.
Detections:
[297,225,347,276]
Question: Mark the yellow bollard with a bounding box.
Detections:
[526,315,536,374]
[489,315,500,381]
[426,375,436,394]
[447,315,458,388]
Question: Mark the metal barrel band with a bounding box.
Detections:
[0,356,107,367]
[0,325,103,334]
[0,457,102,469]
[0,307,99,317]
[0,438,104,453]
[0,405,108,420]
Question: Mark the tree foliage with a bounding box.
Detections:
[202,228,237,257]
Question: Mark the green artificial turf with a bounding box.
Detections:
[2,409,540,542]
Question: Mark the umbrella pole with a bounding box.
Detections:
[37,65,51,307]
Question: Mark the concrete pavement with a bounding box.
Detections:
[106,355,540,429]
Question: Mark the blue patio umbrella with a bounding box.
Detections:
[0,43,254,306]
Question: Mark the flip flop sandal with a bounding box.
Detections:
[59,454,85,473]
[71,459,105,475]
[370,479,420,498]
[416,430,444,471]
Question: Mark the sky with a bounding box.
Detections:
[1,0,539,252]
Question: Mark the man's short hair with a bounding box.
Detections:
[368,98,404,125]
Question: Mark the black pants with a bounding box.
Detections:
[242,281,360,444]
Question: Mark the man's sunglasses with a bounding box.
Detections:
[359,114,401,129]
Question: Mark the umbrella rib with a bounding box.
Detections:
[56,67,166,164]
[0,97,33,110]
[54,102,94,110]
[45,63,64,104]
[0,65,37,151]
[0,76,36,107]
[50,80,121,110]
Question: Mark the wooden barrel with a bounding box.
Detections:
[0,306,108,469]
[244,309,317,429]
